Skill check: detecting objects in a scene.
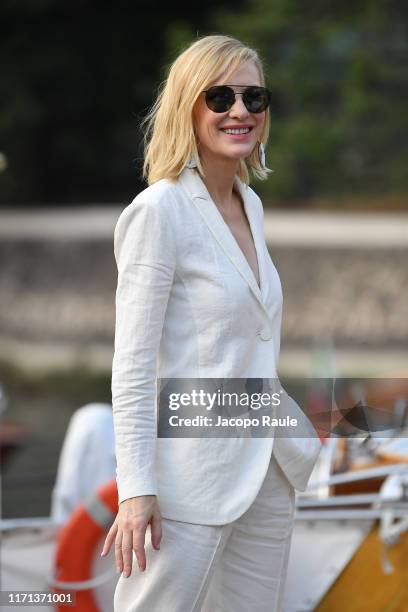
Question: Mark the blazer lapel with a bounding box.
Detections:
[178,167,269,317]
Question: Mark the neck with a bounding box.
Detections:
[196,150,240,213]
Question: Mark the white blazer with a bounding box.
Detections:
[111,166,321,524]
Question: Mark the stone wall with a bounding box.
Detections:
[1,239,407,349]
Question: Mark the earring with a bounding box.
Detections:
[258,142,266,170]
[186,157,198,169]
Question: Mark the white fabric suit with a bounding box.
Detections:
[111,165,322,525]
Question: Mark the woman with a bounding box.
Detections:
[101,34,321,611]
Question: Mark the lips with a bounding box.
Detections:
[219,126,254,140]
[219,126,254,132]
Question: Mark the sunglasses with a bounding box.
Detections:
[201,85,271,114]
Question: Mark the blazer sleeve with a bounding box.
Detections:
[111,196,177,505]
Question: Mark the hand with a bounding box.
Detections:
[100,495,162,577]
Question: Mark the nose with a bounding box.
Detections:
[229,93,250,119]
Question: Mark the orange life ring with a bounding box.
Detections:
[52,479,118,611]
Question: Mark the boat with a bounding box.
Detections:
[1,375,408,611]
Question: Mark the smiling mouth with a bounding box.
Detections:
[219,127,253,134]
[219,129,254,141]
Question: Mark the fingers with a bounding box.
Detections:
[133,524,147,573]
[115,520,148,577]
[121,529,135,578]
[100,520,118,557]
[114,527,124,574]
[105,499,162,577]
[150,509,162,551]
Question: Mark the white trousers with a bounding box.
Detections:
[114,453,295,612]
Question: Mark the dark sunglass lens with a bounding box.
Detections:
[243,87,270,113]
[205,86,234,112]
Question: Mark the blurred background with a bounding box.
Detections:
[1,2,407,610]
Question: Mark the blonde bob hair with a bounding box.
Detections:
[140,34,272,186]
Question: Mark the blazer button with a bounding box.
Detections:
[259,327,273,341]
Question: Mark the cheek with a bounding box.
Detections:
[204,122,223,145]
[193,105,213,142]
[195,115,220,143]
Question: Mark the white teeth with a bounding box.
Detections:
[222,128,250,135]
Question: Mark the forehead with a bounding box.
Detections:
[211,61,261,87]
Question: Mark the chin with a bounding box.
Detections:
[226,149,252,160]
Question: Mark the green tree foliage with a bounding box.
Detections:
[0,0,243,205]
[209,0,408,203]
[0,1,407,206]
